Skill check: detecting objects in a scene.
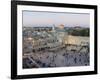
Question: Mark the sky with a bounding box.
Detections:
[23,11,90,27]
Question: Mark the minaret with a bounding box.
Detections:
[52,24,56,32]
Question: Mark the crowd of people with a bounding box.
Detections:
[23,45,89,68]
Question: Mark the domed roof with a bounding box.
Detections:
[56,24,66,32]
[58,24,64,29]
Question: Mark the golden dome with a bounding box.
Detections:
[58,24,64,29]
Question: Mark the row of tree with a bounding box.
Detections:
[68,28,89,36]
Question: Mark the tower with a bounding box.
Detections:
[52,24,56,32]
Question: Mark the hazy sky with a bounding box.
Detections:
[23,11,90,27]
